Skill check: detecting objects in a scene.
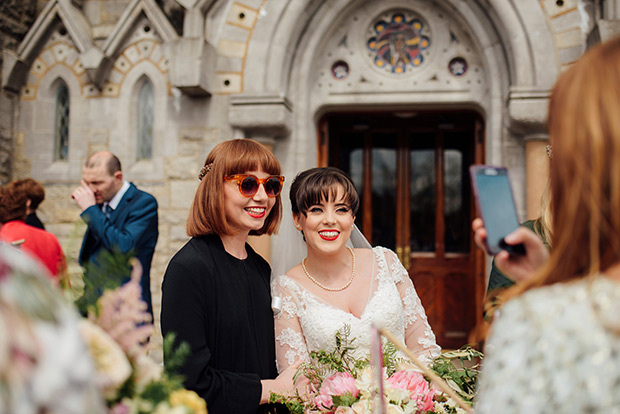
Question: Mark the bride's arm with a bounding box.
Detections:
[384,249,442,365]
[272,276,310,373]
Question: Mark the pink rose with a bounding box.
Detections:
[315,371,360,411]
[387,370,434,411]
[315,394,334,411]
[110,402,130,414]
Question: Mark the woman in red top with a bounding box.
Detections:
[0,182,66,284]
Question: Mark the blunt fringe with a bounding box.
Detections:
[290,167,360,216]
[186,139,282,237]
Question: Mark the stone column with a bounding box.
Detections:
[508,86,551,220]
[524,134,549,220]
[247,136,277,264]
[228,95,292,266]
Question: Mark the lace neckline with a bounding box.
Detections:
[279,247,386,320]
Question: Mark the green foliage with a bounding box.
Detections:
[295,325,368,385]
[431,346,483,402]
[333,391,357,407]
[269,389,307,414]
[110,333,189,409]
[269,327,484,413]
[382,339,402,377]
[75,247,135,315]
[162,332,190,380]
[140,378,176,406]
[114,370,137,405]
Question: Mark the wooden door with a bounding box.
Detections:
[320,111,485,349]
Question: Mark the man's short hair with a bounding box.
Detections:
[84,152,122,176]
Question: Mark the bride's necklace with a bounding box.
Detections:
[302,246,356,292]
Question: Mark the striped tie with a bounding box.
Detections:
[102,203,111,219]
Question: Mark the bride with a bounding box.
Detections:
[271,167,441,373]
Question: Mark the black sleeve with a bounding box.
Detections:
[161,257,262,414]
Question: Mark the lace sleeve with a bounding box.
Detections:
[383,248,441,366]
[271,276,310,374]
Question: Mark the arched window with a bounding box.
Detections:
[53,82,69,160]
[136,78,154,160]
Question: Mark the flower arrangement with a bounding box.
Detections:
[269,326,482,414]
[77,250,207,414]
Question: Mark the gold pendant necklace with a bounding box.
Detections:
[302,246,356,292]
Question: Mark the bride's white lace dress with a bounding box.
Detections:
[272,246,441,372]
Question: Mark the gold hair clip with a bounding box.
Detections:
[198,163,213,181]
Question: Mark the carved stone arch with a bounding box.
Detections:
[247,0,556,100]
[2,0,98,93]
[103,0,179,58]
[242,0,556,210]
[113,61,169,181]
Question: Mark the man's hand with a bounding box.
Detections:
[71,180,96,212]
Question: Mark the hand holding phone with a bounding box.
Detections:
[470,165,525,256]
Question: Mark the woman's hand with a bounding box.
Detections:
[472,218,549,283]
[260,361,307,404]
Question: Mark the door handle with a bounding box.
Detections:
[403,245,411,269]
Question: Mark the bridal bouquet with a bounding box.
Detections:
[270,326,481,414]
[77,250,207,414]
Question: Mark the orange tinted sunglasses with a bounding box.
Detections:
[225,174,284,198]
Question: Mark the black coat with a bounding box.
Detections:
[161,234,279,414]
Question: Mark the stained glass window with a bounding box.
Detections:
[53,83,69,160]
[137,79,154,160]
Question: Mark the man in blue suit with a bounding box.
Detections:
[71,151,159,317]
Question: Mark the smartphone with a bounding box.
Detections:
[469,165,525,256]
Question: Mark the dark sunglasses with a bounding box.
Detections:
[225,174,285,198]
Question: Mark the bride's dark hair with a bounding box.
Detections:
[290,167,360,216]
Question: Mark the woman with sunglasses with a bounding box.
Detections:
[161,139,297,414]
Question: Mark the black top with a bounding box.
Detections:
[161,234,279,414]
[25,212,45,230]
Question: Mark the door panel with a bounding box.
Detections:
[371,139,398,249]
[324,111,483,349]
[409,136,436,252]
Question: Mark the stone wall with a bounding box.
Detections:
[0,0,37,184]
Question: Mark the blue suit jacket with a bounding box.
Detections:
[79,183,159,316]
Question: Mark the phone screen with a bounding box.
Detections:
[470,166,521,255]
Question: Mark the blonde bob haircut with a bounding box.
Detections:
[187,139,282,237]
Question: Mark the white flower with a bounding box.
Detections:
[351,399,373,413]
[78,319,131,399]
[386,403,405,414]
[354,365,388,395]
[133,352,163,390]
[384,385,410,405]
[152,401,190,414]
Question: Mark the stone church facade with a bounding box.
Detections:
[2,0,620,347]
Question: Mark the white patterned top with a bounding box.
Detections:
[475,275,620,413]
[271,246,441,373]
